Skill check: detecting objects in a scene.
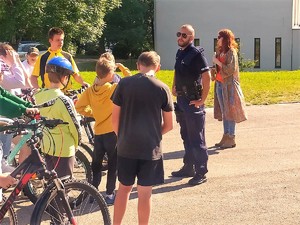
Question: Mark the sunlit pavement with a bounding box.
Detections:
[14,103,300,225]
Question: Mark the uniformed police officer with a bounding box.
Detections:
[171,24,211,186]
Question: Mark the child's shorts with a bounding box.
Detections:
[117,155,164,186]
[45,154,75,179]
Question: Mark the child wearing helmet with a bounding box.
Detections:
[34,56,81,178]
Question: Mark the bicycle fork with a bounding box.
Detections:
[53,178,78,225]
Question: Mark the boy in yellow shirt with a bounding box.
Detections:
[75,58,118,205]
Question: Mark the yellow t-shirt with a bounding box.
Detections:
[32,48,79,90]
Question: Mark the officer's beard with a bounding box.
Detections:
[178,39,192,49]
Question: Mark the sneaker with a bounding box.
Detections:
[105,192,115,206]
[171,165,195,177]
[188,174,207,186]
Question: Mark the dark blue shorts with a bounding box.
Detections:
[117,155,164,186]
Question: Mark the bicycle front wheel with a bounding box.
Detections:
[0,195,18,225]
[30,180,111,225]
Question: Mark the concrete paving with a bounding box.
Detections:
[12,103,300,224]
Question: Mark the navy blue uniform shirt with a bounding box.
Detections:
[174,44,209,112]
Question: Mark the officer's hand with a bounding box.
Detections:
[189,99,204,108]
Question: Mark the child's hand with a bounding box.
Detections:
[115,63,124,69]
[25,108,39,116]
[0,174,17,189]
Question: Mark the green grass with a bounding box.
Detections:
[76,66,300,107]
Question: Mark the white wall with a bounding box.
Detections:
[155,0,297,70]
[292,30,300,70]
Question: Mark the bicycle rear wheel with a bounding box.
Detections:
[0,195,18,225]
[30,180,111,225]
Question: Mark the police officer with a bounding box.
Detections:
[171,24,211,186]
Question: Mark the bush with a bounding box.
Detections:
[239,54,257,71]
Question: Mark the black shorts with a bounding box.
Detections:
[45,154,75,179]
[117,155,164,186]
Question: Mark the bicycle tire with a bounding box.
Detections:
[79,143,108,172]
[74,149,92,183]
[78,143,93,160]
[30,179,111,225]
[23,149,92,204]
[0,195,18,225]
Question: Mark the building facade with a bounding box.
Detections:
[154,0,300,71]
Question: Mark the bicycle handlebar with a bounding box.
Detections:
[0,117,68,133]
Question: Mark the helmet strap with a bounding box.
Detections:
[60,74,71,90]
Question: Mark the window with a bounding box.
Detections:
[194,38,200,46]
[293,0,300,29]
[213,38,217,52]
[275,38,281,68]
[254,38,260,68]
[235,38,240,51]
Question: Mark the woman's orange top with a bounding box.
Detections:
[216,54,226,82]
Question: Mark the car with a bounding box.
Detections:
[17,42,48,61]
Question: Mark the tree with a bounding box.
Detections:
[0,0,45,46]
[0,0,121,52]
[103,0,154,59]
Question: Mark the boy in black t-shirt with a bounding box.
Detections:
[112,51,174,225]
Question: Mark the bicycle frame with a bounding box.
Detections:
[80,116,95,145]
[7,119,36,164]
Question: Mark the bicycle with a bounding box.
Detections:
[0,117,111,224]
[3,102,92,204]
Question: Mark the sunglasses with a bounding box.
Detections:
[176,32,192,39]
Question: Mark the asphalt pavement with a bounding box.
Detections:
[13,103,300,225]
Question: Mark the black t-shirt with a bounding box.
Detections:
[112,73,173,160]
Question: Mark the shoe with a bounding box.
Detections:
[215,134,229,147]
[105,192,115,206]
[220,135,236,149]
[188,174,207,186]
[171,165,195,177]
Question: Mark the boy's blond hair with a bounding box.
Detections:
[137,51,160,68]
[95,58,115,79]
[100,52,115,64]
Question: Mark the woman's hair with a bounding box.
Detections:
[217,29,239,53]
[0,43,14,56]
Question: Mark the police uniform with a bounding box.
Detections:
[174,43,210,178]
